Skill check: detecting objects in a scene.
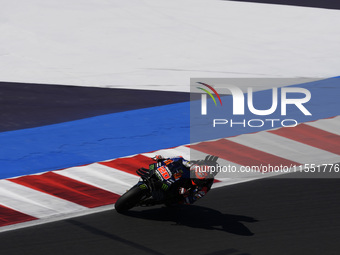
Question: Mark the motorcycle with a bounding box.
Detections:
[115,155,219,214]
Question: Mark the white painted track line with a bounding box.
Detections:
[305,116,340,136]
[227,132,340,165]
[55,164,139,195]
[0,180,86,218]
[142,146,190,160]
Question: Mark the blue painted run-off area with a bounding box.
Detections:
[0,77,339,179]
[0,102,190,179]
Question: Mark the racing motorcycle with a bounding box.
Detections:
[115,155,219,214]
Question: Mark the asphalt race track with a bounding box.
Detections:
[1,175,340,255]
[0,82,189,132]
[227,0,340,10]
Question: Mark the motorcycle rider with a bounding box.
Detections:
[138,155,219,205]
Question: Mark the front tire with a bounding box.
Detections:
[115,186,146,214]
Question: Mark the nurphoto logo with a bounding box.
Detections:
[197,82,312,128]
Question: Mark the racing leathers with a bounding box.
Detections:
[150,155,213,205]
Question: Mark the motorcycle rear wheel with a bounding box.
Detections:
[115,186,146,214]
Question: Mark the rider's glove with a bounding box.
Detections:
[203,155,218,166]
[194,155,219,177]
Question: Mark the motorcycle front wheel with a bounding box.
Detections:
[115,186,147,214]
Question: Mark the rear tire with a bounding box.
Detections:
[115,186,146,214]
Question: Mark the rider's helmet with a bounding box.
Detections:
[190,164,213,186]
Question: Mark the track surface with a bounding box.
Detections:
[1,175,340,255]
[228,0,340,10]
[0,82,189,132]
